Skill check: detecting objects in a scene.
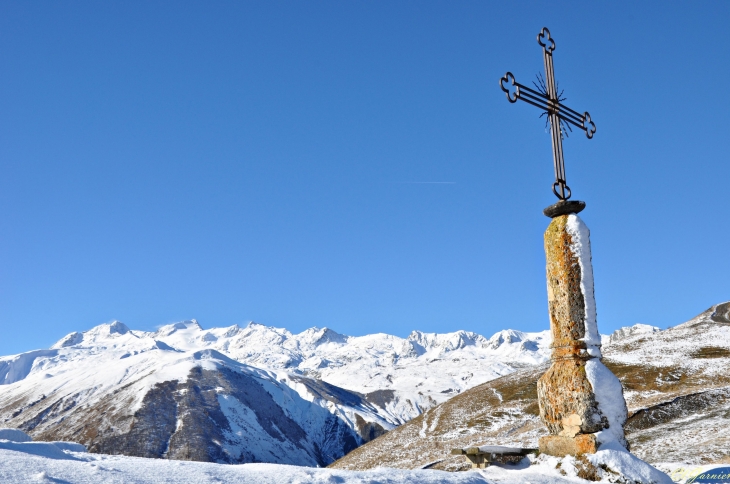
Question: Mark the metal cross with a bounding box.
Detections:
[500,28,596,201]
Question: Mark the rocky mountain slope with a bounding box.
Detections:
[0,322,389,466]
[329,302,730,471]
[150,321,552,422]
[0,318,552,465]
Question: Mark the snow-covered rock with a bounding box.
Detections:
[588,441,673,483]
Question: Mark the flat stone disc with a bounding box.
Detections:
[543,200,586,218]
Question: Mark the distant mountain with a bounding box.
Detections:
[329,302,730,471]
[0,318,552,465]
[0,321,383,466]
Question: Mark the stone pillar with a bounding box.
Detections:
[537,200,629,457]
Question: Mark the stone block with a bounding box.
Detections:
[537,358,607,435]
[539,433,598,457]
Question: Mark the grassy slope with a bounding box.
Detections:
[330,303,730,470]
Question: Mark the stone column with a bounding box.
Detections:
[537,200,629,457]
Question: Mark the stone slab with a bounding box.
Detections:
[539,433,598,457]
[543,200,586,218]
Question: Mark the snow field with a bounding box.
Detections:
[0,433,680,484]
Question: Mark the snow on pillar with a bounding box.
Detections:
[537,202,629,457]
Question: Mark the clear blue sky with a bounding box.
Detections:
[1,2,728,355]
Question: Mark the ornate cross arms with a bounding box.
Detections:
[499,28,596,200]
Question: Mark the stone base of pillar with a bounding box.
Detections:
[539,434,598,457]
[536,356,607,437]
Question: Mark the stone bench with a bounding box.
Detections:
[451,445,538,469]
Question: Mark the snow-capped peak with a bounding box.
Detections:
[604,324,662,344]
[155,320,203,336]
[487,329,527,347]
[407,329,485,352]
[108,321,131,334]
[297,327,348,347]
[51,332,84,349]
[51,321,137,349]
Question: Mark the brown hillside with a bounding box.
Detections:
[330,302,730,470]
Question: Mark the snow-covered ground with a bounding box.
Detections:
[0,430,696,484]
[0,443,484,484]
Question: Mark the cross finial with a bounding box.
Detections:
[499,28,595,201]
[537,27,555,55]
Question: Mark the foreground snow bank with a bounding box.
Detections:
[0,428,32,442]
[0,430,676,484]
[0,443,487,484]
[475,449,673,484]
[588,442,673,484]
[0,428,87,460]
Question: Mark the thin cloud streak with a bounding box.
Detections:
[383,181,457,184]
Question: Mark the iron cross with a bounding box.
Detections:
[500,28,596,201]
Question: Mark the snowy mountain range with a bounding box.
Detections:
[4,300,716,470]
[0,318,554,466]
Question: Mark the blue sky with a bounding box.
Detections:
[1,2,729,355]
